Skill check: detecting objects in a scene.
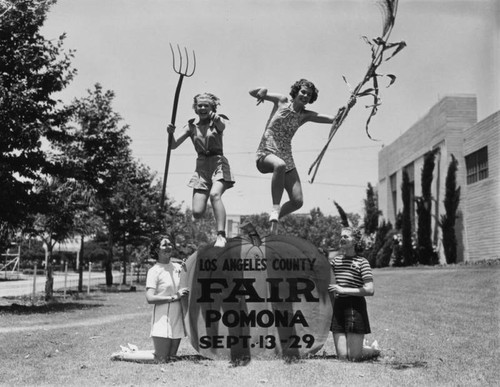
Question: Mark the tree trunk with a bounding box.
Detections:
[44,246,54,301]
[105,230,113,286]
[78,235,84,292]
[122,233,127,286]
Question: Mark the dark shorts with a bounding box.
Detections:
[330,296,371,335]
[256,155,296,174]
[188,155,234,191]
[256,155,269,174]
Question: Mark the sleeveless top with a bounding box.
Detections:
[188,117,224,157]
[256,103,302,171]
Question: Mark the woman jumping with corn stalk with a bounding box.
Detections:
[308,0,406,183]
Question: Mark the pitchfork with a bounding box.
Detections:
[160,44,196,209]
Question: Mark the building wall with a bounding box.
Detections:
[462,111,500,261]
[378,95,479,262]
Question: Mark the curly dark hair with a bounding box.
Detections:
[289,79,318,104]
[149,235,172,260]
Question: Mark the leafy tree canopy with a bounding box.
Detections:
[0,0,75,236]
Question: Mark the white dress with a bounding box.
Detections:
[146,262,186,339]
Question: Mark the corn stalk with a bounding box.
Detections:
[308,0,406,183]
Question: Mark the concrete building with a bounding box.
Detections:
[378,95,499,263]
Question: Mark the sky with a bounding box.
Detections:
[40,0,499,217]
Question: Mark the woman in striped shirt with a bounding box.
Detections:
[329,227,375,361]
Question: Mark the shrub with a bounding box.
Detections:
[439,155,461,264]
[375,229,399,268]
[367,220,392,267]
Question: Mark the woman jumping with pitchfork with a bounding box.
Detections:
[167,93,234,248]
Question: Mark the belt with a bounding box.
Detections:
[198,150,223,157]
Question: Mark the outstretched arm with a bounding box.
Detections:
[303,95,357,125]
[209,112,226,133]
[166,124,191,149]
[249,87,286,105]
[303,111,336,124]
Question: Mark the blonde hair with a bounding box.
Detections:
[192,93,220,112]
[341,226,365,254]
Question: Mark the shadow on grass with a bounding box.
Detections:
[0,284,141,314]
[385,359,428,370]
[95,284,143,293]
[308,354,338,360]
[0,301,106,315]
[307,353,427,369]
[175,354,210,362]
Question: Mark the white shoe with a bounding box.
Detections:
[269,209,280,222]
[214,235,227,248]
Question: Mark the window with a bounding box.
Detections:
[465,146,488,184]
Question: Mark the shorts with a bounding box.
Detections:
[330,296,371,334]
[256,154,296,174]
[188,154,234,191]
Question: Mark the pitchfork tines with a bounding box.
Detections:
[169,43,196,77]
[160,44,196,210]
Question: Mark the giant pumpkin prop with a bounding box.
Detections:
[180,229,333,361]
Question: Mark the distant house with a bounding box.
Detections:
[378,95,499,263]
[226,214,242,238]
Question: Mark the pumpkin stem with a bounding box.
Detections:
[239,221,262,247]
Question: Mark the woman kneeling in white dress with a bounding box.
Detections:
[146,237,190,362]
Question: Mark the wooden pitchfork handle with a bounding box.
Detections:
[160,44,196,209]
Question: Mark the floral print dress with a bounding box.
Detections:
[256,103,302,171]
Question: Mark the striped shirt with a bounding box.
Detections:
[332,255,373,292]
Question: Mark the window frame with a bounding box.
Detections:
[465,146,488,185]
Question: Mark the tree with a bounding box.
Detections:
[74,209,103,292]
[366,219,392,267]
[28,177,76,300]
[401,170,415,266]
[439,155,461,264]
[242,205,360,256]
[61,84,133,286]
[0,0,75,248]
[64,181,104,292]
[415,150,436,265]
[282,208,344,255]
[110,160,164,284]
[363,182,381,235]
[375,229,399,268]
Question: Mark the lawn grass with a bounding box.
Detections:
[1,263,499,386]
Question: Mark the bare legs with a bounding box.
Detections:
[152,337,182,362]
[333,333,364,361]
[257,154,304,219]
[192,181,227,231]
[333,333,379,361]
[281,168,304,217]
[192,181,228,245]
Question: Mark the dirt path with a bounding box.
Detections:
[0,311,148,334]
